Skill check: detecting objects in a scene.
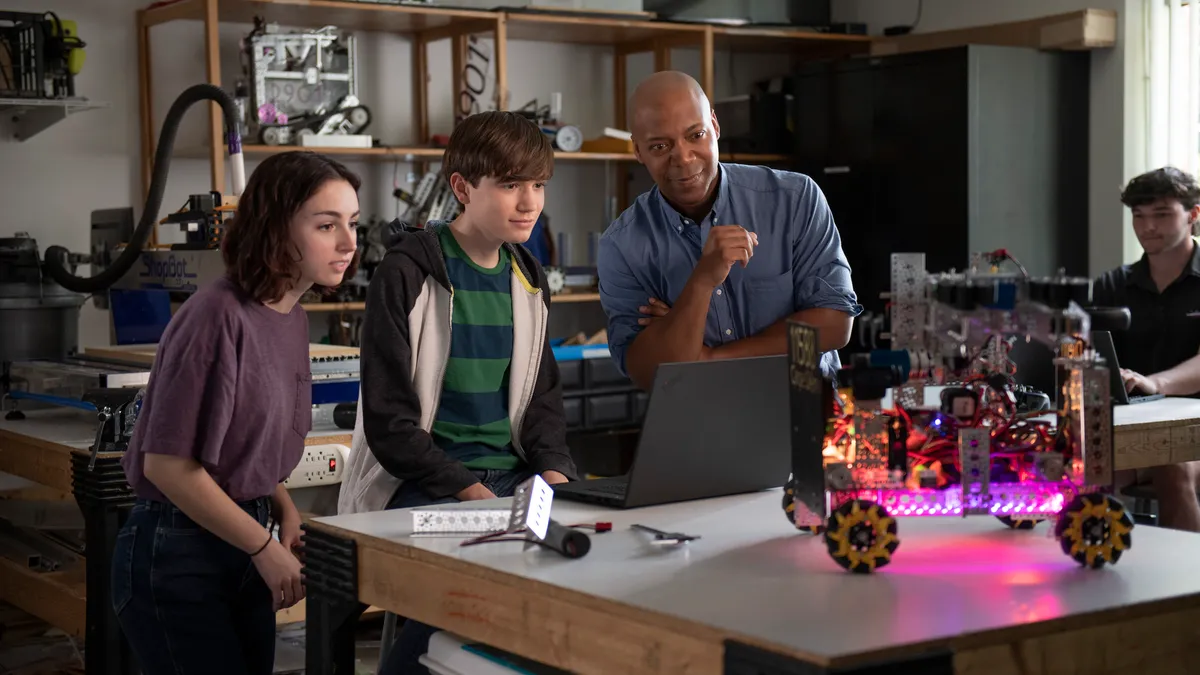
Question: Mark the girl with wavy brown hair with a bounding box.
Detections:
[110,151,360,675]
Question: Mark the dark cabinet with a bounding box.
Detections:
[791,46,1090,338]
[560,358,643,431]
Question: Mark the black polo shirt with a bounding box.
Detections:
[1092,240,1200,378]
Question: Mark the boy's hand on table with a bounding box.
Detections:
[541,471,570,485]
[455,483,498,501]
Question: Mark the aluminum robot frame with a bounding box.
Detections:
[783,251,1134,574]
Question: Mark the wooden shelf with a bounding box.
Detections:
[0,555,85,638]
[720,152,790,163]
[868,8,1117,56]
[502,11,706,46]
[236,145,788,164]
[301,293,600,312]
[141,0,870,51]
[136,0,848,218]
[551,292,601,303]
[0,510,353,639]
[144,0,495,32]
[276,598,386,626]
[242,144,443,160]
[711,25,871,54]
[554,150,639,162]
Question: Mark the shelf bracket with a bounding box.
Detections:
[0,98,108,141]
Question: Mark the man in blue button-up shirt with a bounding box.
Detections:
[598,71,863,389]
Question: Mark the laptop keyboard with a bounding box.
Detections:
[590,481,628,496]
[556,477,628,497]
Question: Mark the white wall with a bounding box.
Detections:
[833,0,1142,273]
[0,0,785,350]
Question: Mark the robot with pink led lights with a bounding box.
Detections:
[782,251,1136,574]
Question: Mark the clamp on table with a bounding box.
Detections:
[81,387,143,470]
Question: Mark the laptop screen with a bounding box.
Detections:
[1090,330,1129,404]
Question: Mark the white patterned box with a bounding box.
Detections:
[411,507,511,535]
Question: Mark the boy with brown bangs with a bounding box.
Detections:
[339,110,578,675]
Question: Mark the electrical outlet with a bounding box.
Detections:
[284,443,347,488]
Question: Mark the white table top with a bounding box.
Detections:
[315,489,1200,663]
[1112,396,1200,428]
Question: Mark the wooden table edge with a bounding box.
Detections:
[306,519,1200,674]
[305,519,830,673]
[827,594,1200,670]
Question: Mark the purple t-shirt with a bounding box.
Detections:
[121,276,313,502]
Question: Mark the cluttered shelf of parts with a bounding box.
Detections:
[301,293,600,312]
[141,0,873,49]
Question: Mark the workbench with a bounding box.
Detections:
[2,396,1199,673]
[0,407,351,674]
[302,488,1200,675]
[1110,396,1200,469]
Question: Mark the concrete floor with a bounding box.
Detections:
[0,601,388,675]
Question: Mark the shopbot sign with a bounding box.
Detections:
[131,250,218,292]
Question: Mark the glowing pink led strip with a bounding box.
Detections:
[838,487,1067,517]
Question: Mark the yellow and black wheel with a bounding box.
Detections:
[997,516,1044,530]
[823,499,899,573]
[1054,492,1134,568]
[782,478,825,534]
[781,479,797,525]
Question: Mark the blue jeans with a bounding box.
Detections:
[111,497,276,675]
[381,468,534,675]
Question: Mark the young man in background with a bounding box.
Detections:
[1093,166,1200,532]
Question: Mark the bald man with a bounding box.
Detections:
[597,71,862,389]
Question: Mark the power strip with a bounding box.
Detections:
[284,443,347,488]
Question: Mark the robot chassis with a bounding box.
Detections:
[240,19,371,146]
[783,250,1135,574]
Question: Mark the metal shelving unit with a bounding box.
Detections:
[134,0,870,197]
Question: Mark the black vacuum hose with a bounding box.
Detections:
[43,83,243,293]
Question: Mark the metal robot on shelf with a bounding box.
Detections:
[783,250,1135,574]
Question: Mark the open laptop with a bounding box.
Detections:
[1092,330,1165,405]
[552,355,792,509]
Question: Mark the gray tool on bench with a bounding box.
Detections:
[631,523,700,545]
